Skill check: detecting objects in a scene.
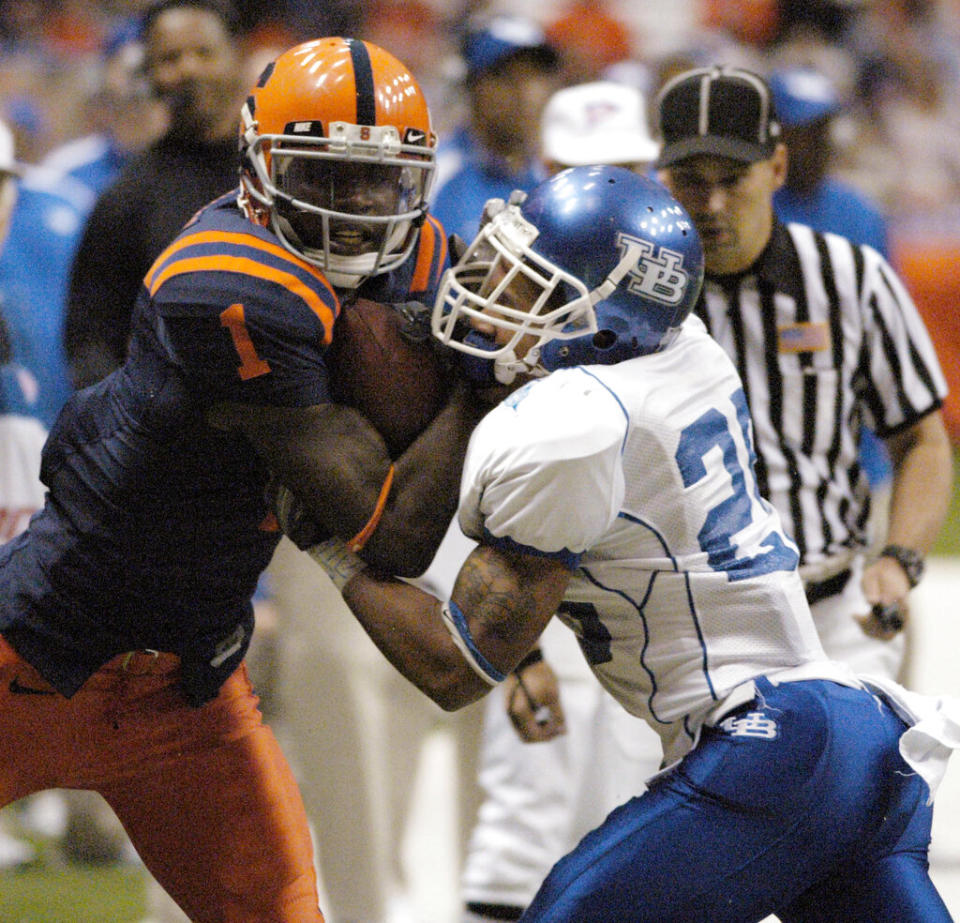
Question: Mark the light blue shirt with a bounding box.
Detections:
[0,167,88,425]
[774,177,889,259]
[431,126,548,246]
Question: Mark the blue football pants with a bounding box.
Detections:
[520,678,952,922]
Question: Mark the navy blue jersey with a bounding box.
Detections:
[0,194,447,702]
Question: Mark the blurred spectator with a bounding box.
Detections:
[431,13,560,245]
[271,0,362,38]
[0,105,130,878]
[0,161,87,426]
[763,1,861,105]
[0,0,69,162]
[543,2,634,85]
[0,114,47,873]
[540,79,658,173]
[0,115,44,537]
[359,0,459,136]
[700,0,781,48]
[844,0,960,213]
[42,0,110,58]
[769,66,889,256]
[0,1,128,163]
[64,0,246,390]
[41,21,168,202]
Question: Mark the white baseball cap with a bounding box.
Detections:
[0,117,19,176]
[541,80,659,168]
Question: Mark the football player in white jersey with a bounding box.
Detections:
[278,166,958,921]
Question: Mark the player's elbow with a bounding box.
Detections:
[361,532,442,578]
[431,687,485,712]
[419,671,490,712]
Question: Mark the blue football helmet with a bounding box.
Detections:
[431,165,704,383]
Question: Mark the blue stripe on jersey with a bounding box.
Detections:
[577,566,672,727]
[617,511,679,571]
[580,368,630,452]
[481,526,582,570]
[684,570,719,701]
[143,202,340,351]
[153,234,334,291]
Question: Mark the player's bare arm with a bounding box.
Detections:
[209,379,485,575]
[340,543,571,710]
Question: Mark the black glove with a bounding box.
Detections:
[391,300,433,344]
[392,299,475,382]
[265,476,329,550]
[872,602,905,632]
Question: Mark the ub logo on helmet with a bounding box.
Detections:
[617,234,692,306]
[432,166,704,383]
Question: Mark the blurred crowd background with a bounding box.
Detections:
[1,0,958,439]
[3,0,960,211]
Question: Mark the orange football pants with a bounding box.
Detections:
[0,635,324,923]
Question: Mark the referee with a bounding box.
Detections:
[655,65,953,681]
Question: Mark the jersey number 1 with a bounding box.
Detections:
[220,303,271,380]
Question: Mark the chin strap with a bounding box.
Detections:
[461,331,545,386]
[493,347,548,385]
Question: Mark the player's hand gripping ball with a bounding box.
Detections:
[326,297,452,456]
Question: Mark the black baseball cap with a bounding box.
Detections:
[655,65,781,168]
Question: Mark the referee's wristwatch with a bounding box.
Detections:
[879,544,925,589]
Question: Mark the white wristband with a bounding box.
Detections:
[306,537,368,591]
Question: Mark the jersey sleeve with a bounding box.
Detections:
[859,245,948,434]
[407,213,449,298]
[458,369,627,566]
[143,218,340,407]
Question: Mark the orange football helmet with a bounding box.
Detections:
[239,37,437,287]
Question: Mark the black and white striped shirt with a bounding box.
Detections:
[695,220,947,568]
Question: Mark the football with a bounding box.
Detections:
[326,297,452,456]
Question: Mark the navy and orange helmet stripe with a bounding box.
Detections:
[347,38,377,126]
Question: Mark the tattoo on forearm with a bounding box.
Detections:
[456,549,536,640]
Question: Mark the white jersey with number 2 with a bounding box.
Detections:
[459,316,850,766]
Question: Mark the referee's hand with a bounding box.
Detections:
[505,659,566,743]
[859,556,911,640]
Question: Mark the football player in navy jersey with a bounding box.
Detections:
[0,38,482,923]
[286,166,960,922]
